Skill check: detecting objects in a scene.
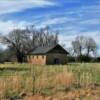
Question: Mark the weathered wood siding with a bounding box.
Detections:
[46,53,67,65]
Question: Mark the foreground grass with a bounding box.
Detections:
[0,63,100,100]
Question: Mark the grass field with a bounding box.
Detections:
[0,63,100,100]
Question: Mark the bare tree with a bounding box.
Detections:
[0,26,59,63]
[85,37,97,57]
[72,36,97,62]
[72,36,85,56]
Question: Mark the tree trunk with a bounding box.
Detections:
[86,48,90,57]
[16,51,24,63]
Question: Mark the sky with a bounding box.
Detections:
[0,0,100,55]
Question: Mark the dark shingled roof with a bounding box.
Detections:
[30,44,69,55]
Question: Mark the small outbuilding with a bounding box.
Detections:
[27,44,69,65]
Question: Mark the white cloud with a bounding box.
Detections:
[35,17,75,28]
[79,31,100,45]
[0,20,31,34]
[0,0,56,15]
[80,19,100,25]
[36,17,66,28]
[59,34,77,48]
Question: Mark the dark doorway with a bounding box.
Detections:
[54,58,60,64]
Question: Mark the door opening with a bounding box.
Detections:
[54,58,60,64]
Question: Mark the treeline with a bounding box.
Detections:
[0,25,99,63]
[68,36,99,62]
[67,56,100,63]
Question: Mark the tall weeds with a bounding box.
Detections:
[0,63,99,99]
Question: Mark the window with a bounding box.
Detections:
[27,56,30,60]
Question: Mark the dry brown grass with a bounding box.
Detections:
[35,74,49,90]
[0,75,25,99]
[24,87,100,100]
[0,79,5,98]
[0,63,99,99]
[53,71,75,88]
[0,71,76,99]
[25,77,34,92]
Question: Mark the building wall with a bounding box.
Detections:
[46,53,67,65]
[27,55,46,65]
[27,53,67,65]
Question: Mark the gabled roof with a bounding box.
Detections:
[30,44,69,55]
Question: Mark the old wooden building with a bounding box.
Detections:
[27,44,69,65]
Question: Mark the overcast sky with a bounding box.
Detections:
[0,0,100,54]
